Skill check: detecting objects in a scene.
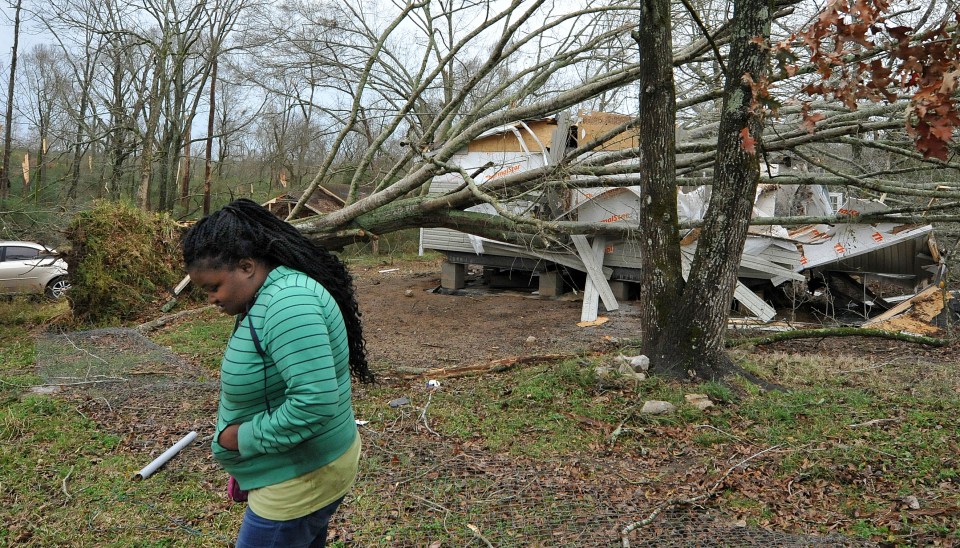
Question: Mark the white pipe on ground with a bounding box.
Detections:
[134,431,198,480]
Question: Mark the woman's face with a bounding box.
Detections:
[188,258,268,315]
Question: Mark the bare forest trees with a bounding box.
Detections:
[2,0,958,377]
[3,0,249,210]
[20,45,73,191]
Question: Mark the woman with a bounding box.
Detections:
[182,198,374,548]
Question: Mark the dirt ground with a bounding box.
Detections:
[27,257,959,546]
[354,257,647,375]
[352,256,960,373]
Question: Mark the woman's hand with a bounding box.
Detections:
[218,424,241,451]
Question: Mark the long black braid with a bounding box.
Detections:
[182,198,374,383]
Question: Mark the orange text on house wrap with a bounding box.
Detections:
[484,164,522,181]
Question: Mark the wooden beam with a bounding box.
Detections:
[571,235,619,322]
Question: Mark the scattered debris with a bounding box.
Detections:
[134,431,198,480]
[685,394,715,410]
[577,317,609,327]
[420,112,942,325]
[616,362,647,382]
[615,354,650,371]
[388,396,410,408]
[641,400,676,415]
[418,353,577,379]
[864,286,955,336]
[848,418,898,428]
[903,495,921,510]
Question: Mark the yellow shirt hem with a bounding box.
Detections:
[248,434,360,521]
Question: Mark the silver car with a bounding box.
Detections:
[0,241,70,299]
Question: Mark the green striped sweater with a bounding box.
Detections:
[212,265,357,490]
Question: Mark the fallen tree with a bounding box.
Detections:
[727,327,948,348]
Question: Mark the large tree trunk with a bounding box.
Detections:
[137,64,164,210]
[634,0,684,375]
[637,0,772,380]
[203,56,217,215]
[0,0,22,200]
[67,57,94,201]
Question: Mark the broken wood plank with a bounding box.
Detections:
[173,274,192,295]
[862,285,940,328]
[681,251,775,322]
[572,235,620,321]
[572,234,619,310]
[481,240,613,279]
[579,238,602,322]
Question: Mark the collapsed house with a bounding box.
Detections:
[419,111,942,323]
[262,186,351,220]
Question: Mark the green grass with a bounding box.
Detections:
[0,391,237,546]
[2,298,959,545]
[149,308,233,371]
[0,299,237,546]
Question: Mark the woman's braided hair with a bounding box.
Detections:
[182,198,374,383]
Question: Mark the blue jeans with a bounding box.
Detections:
[235,496,344,548]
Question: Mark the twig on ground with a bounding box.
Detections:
[42,376,127,387]
[418,353,576,379]
[837,360,897,374]
[61,332,109,364]
[467,523,494,548]
[727,327,947,348]
[848,418,899,428]
[693,424,746,442]
[419,390,440,437]
[406,493,451,514]
[392,454,465,488]
[607,409,636,447]
[62,465,75,500]
[0,376,127,389]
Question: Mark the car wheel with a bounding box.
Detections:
[45,276,71,300]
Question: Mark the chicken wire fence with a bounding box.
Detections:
[350,425,878,547]
[34,326,217,459]
[34,328,877,547]
[35,327,216,411]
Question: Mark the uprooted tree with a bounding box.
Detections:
[229,0,954,380]
[242,0,958,381]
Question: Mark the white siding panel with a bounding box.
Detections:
[420,228,477,254]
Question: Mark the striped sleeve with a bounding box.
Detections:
[237,283,342,456]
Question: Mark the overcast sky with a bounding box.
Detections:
[1,3,45,75]
[1,3,12,70]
